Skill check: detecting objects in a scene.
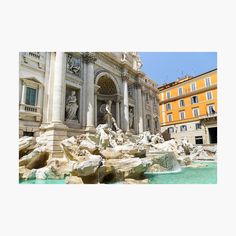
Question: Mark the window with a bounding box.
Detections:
[205,77,211,87]
[208,105,216,114]
[166,91,171,99]
[25,87,37,106]
[195,136,203,144]
[23,131,34,137]
[178,87,183,96]
[192,108,200,117]
[179,99,185,107]
[166,103,171,111]
[206,91,213,100]
[147,119,150,129]
[191,82,197,91]
[180,125,187,132]
[168,127,174,133]
[195,123,201,130]
[191,95,198,104]
[179,111,185,120]
[167,114,173,122]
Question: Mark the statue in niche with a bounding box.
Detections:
[102,101,120,131]
[65,91,79,121]
[67,54,80,75]
[129,107,134,129]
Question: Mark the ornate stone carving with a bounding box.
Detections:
[82,52,97,64]
[65,91,79,121]
[67,54,80,76]
[121,68,129,81]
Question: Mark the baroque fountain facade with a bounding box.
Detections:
[19,52,216,184]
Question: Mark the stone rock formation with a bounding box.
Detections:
[19,123,216,184]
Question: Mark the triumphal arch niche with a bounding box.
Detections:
[96,72,121,126]
[19,52,160,157]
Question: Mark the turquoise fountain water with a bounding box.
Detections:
[19,162,217,184]
[145,162,217,184]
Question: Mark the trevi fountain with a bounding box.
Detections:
[19,103,217,184]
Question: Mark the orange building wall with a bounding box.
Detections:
[159,70,217,126]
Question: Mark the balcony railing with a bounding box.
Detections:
[20,104,40,113]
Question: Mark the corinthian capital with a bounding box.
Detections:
[81,52,97,64]
[121,67,129,81]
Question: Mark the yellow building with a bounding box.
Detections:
[158,69,217,144]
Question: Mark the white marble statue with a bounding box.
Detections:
[65,91,79,120]
[129,107,134,129]
[67,54,80,75]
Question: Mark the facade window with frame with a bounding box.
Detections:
[191,82,196,91]
[26,87,37,106]
[180,125,187,132]
[168,127,174,133]
[192,107,200,117]
[179,99,185,107]
[178,87,183,96]
[191,95,198,104]
[167,113,173,122]
[179,111,185,120]
[205,77,211,87]
[208,104,216,114]
[206,91,213,100]
[195,123,201,130]
[195,136,203,144]
[166,103,171,111]
[166,91,171,99]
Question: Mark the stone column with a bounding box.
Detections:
[122,68,129,132]
[41,52,68,158]
[21,82,26,104]
[94,86,99,127]
[82,52,97,133]
[150,94,154,134]
[142,91,146,131]
[51,52,66,123]
[135,82,144,134]
[82,59,87,128]
[116,101,120,127]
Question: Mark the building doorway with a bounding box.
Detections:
[208,127,217,144]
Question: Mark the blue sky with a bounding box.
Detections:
[139,52,217,86]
